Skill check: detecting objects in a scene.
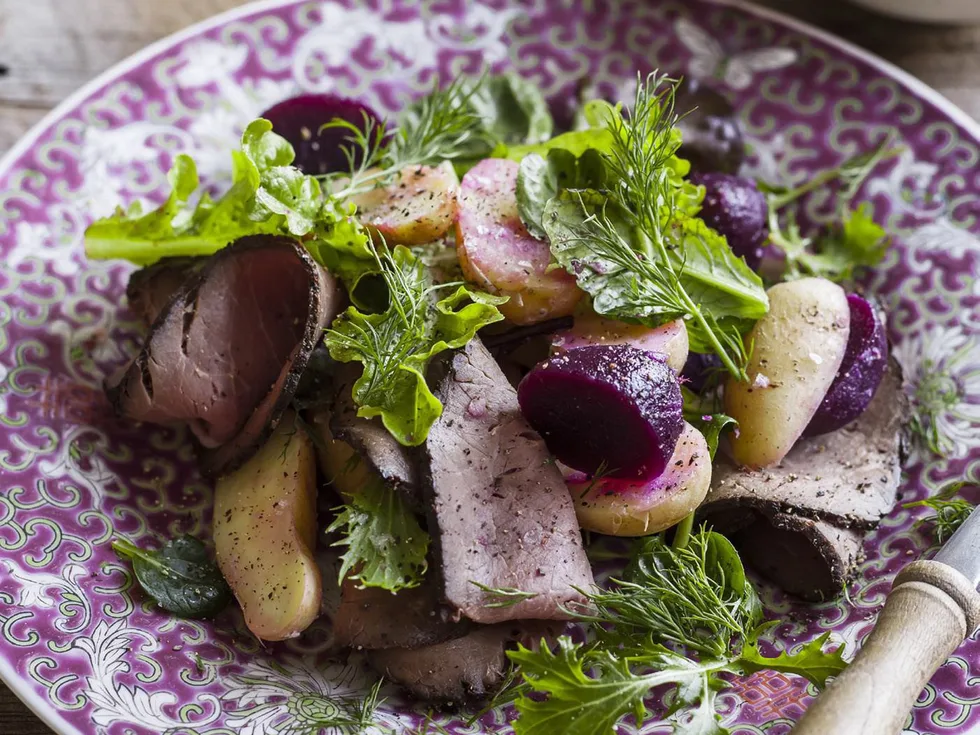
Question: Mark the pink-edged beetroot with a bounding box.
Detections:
[564,422,711,536]
[805,293,888,437]
[517,344,683,481]
[261,95,383,175]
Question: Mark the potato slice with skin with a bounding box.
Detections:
[456,158,582,325]
[213,414,320,641]
[551,314,689,373]
[725,277,850,469]
[565,422,711,536]
[350,161,459,245]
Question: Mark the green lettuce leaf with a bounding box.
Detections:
[516,148,607,239]
[470,72,554,145]
[85,119,375,276]
[325,473,430,592]
[325,245,506,446]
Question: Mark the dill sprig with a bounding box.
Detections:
[323,76,492,199]
[468,581,540,609]
[574,530,758,659]
[905,481,976,544]
[582,72,754,378]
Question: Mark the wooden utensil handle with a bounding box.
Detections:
[793,560,980,735]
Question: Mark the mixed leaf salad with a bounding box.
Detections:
[82,69,961,733]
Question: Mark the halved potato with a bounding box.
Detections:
[725,277,850,469]
[551,314,689,373]
[213,413,320,640]
[310,410,372,498]
[350,161,459,245]
[456,158,582,325]
[565,422,711,536]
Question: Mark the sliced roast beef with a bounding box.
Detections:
[733,513,865,601]
[367,621,557,703]
[126,257,205,326]
[699,358,906,599]
[704,358,907,530]
[332,575,467,650]
[107,235,342,476]
[420,338,594,625]
[329,363,422,509]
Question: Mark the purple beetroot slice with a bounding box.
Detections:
[261,94,384,175]
[690,172,769,271]
[804,293,888,437]
[517,344,683,481]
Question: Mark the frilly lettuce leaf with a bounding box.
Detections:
[325,471,430,592]
[84,119,375,280]
[325,245,507,446]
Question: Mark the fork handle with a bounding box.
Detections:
[792,560,980,735]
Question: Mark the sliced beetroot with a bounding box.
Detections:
[261,94,383,175]
[805,293,888,437]
[517,344,683,481]
[691,172,769,270]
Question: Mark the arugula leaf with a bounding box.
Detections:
[774,204,889,283]
[516,149,607,238]
[325,244,506,446]
[470,72,554,145]
[112,536,231,619]
[326,474,430,592]
[739,631,847,688]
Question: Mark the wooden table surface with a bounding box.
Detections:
[1,0,979,731]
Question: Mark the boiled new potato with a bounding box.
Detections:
[213,414,320,640]
[456,158,582,325]
[349,161,459,245]
[565,422,711,536]
[310,411,370,498]
[551,314,689,373]
[725,277,850,469]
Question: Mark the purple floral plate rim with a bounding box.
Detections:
[0,1,977,734]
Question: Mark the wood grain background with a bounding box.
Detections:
[1,0,978,732]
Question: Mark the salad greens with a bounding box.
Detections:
[765,138,899,283]
[519,75,769,380]
[325,244,507,446]
[112,535,231,619]
[507,528,846,735]
[327,473,430,592]
[85,120,370,272]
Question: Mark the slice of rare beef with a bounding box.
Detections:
[704,358,907,530]
[698,358,906,600]
[107,235,342,476]
[329,363,422,508]
[126,257,206,327]
[421,337,594,625]
[367,621,557,703]
[332,575,467,650]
